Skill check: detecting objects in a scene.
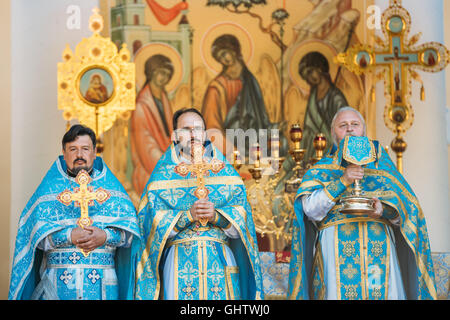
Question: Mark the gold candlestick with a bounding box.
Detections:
[249,143,262,182]
[285,124,306,193]
[289,124,306,172]
[270,133,285,174]
[232,148,242,171]
[309,133,327,166]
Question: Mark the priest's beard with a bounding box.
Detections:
[67,160,93,177]
[176,138,209,160]
[177,139,198,159]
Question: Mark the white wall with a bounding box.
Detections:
[374,0,449,252]
[10,0,100,268]
[0,0,11,300]
[444,0,450,216]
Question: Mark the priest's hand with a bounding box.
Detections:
[74,226,107,253]
[342,164,364,185]
[190,198,216,222]
[368,197,383,219]
[71,227,90,245]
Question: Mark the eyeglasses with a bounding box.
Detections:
[175,127,205,134]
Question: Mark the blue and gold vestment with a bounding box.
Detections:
[288,140,437,300]
[9,156,140,300]
[135,142,264,300]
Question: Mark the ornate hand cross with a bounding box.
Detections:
[57,170,110,256]
[336,1,450,173]
[380,43,413,105]
[174,143,225,226]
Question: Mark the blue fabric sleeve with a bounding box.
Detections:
[173,210,194,232]
[382,203,399,220]
[104,227,126,247]
[213,210,231,229]
[49,227,73,248]
[323,177,350,201]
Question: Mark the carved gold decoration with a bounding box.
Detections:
[247,173,295,250]
[242,124,328,251]
[57,8,136,151]
[335,0,450,173]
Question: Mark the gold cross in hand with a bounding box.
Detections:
[57,169,110,256]
[174,143,225,226]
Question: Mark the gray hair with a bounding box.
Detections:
[331,106,367,146]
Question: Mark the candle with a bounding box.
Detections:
[271,135,280,159]
[253,144,261,168]
[233,149,241,166]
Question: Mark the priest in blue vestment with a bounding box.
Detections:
[135,108,264,300]
[9,125,140,300]
[288,107,437,300]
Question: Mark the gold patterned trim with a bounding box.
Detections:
[362,222,368,300]
[319,217,391,231]
[342,136,376,166]
[146,176,244,191]
[136,210,183,299]
[297,179,342,202]
[288,226,304,300]
[312,241,325,299]
[334,226,341,300]
[225,266,240,300]
[167,237,229,248]
[294,190,312,202]
[138,191,148,213]
[186,209,195,223]
[199,240,208,299]
[198,241,203,299]
[174,244,179,299]
[323,187,337,202]
[223,245,229,300]
[216,206,258,284]
[213,210,219,224]
[384,224,391,300]
[340,176,351,187]
[222,222,232,230]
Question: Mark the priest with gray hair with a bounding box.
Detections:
[288,107,437,300]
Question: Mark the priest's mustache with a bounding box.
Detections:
[74,158,87,165]
[190,138,202,143]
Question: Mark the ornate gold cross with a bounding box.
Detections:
[57,170,110,256]
[174,143,225,226]
[335,0,450,173]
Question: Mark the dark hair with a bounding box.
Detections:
[211,34,244,63]
[62,124,97,150]
[172,108,206,131]
[298,51,332,84]
[143,54,174,88]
